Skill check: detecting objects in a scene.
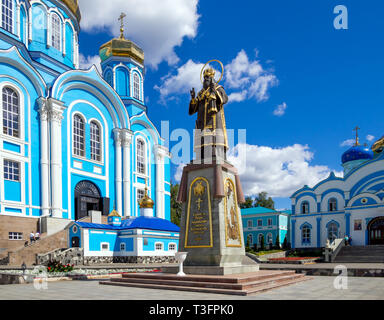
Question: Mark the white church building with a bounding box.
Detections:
[290,134,384,248]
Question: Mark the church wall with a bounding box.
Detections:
[0,64,42,218]
[61,93,117,220]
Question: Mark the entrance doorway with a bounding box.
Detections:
[368,217,384,245]
[71,237,80,248]
[74,180,105,221]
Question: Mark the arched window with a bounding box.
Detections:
[1,0,13,33]
[2,87,19,138]
[327,222,339,243]
[73,115,85,157]
[136,139,146,174]
[247,234,253,245]
[51,13,61,50]
[267,233,273,244]
[105,71,113,87]
[328,198,337,212]
[301,201,309,214]
[258,233,264,245]
[133,73,140,100]
[90,121,101,162]
[302,225,311,244]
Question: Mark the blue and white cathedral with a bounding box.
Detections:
[0,0,173,251]
[290,131,384,249]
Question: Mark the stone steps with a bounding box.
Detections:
[99,271,310,296]
[335,245,384,263]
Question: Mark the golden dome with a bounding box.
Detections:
[108,209,121,217]
[61,0,81,22]
[139,187,154,209]
[99,37,144,64]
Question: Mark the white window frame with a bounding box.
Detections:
[4,159,20,182]
[301,201,309,214]
[136,138,146,175]
[2,86,20,138]
[1,0,13,34]
[90,120,102,162]
[9,232,23,240]
[155,242,163,251]
[247,220,253,228]
[133,73,140,100]
[73,113,86,158]
[329,198,337,212]
[168,243,176,251]
[100,242,109,251]
[50,12,61,51]
[302,226,311,244]
[247,234,253,245]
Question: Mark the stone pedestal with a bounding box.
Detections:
[168,159,259,275]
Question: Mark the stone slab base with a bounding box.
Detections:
[100,270,310,296]
[161,264,260,275]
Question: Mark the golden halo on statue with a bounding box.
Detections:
[200,59,224,85]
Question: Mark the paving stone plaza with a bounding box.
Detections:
[0,276,384,300]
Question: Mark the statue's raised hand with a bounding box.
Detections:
[190,88,196,100]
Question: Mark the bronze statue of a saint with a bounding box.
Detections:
[189,66,229,161]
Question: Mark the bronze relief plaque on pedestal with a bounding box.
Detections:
[224,178,242,247]
[185,177,213,248]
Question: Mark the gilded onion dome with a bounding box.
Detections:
[139,187,154,209]
[99,13,144,64]
[61,0,81,22]
[108,208,121,217]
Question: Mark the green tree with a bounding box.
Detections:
[275,234,280,249]
[260,234,265,251]
[254,192,275,209]
[170,184,182,226]
[240,196,254,209]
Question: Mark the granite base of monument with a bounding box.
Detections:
[165,159,259,276]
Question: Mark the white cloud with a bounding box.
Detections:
[226,143,343,198]
[155,49,278,104]
[78,0,199,68]
[366,135,375,142]
[273,102,287,116]
[225,50,278,102]
[340,139,355,147]
[154,59,204,103]
[79,54,101,72]
[173,143,343,198]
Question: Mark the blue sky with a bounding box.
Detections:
[78,0,384,209]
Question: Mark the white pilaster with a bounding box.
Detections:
[37,98,50,217]
[16,4,21,38]
[121,129,133,217]
[154,145,168,219]
[48,99,65,218]
[113,129,123,215]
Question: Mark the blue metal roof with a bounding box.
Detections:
[76,216,180,232]
[241,206,291,216]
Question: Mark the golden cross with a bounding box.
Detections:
[196,198,203,211]
[118,13,127,39]
[353,126,360,146]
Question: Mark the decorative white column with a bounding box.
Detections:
[37,98,50,217]
[154,145,168,219]
[121,129,133,217]
[48,99,65,218]
[113,129,123,215]
[16,4,21,38]
[28,7,32,41]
